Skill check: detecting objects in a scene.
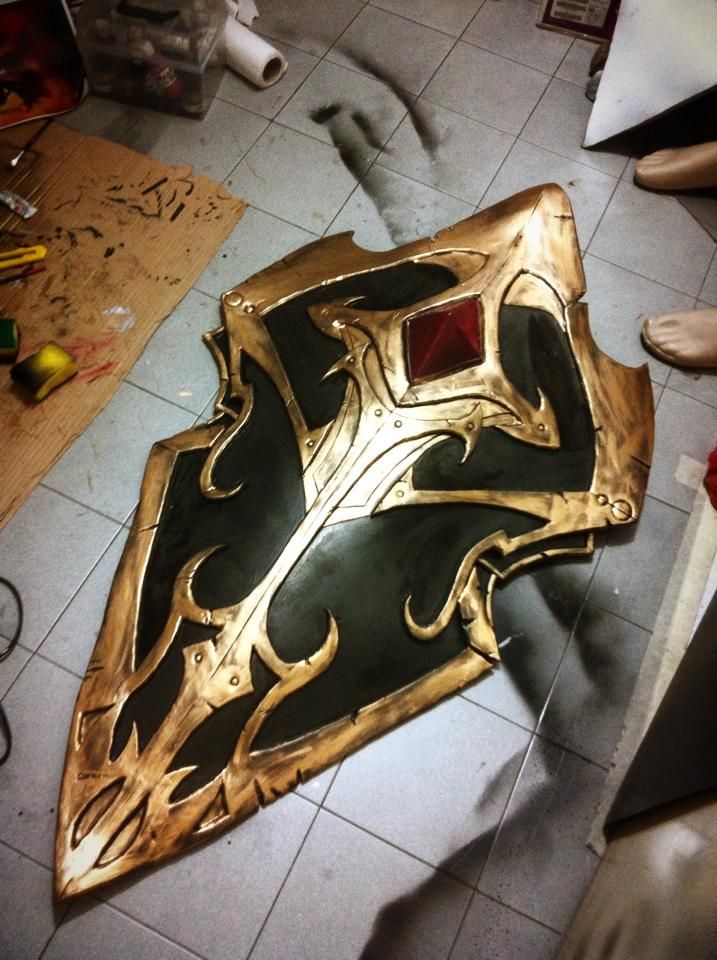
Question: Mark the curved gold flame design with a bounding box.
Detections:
[55,185,653,898]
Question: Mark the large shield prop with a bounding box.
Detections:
[55,185,654,898]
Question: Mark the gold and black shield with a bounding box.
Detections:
[55,184,654,898]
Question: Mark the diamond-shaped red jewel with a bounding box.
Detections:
[405,298,484,382]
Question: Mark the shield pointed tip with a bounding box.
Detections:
[53,868,78,902]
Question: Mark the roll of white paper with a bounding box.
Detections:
[225,17,287,89]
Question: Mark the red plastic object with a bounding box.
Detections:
[405,298,483,382]
[705,445,717,509]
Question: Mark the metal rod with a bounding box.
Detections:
[8,118,54,169]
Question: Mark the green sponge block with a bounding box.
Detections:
[0,317,19,362]
[11,342,78,401]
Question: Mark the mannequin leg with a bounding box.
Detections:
[641,308,717,368]
[635,141,717,191]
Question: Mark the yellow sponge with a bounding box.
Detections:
[0,318,19,362]
[11,342,78,401]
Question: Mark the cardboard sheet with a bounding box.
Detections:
[0,122,245,528]
[587,487,717,854]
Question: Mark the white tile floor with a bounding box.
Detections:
[1,2,716,958]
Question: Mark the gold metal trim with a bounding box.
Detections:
[55,184,653,898]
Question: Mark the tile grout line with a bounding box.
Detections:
[219,29,332,92]
[421,86,537,141]
[273,51,416,127]
[456,692,536,737]
[655,381,717,417]
[211,205,319,244]
[517,131,626,180]
[28,647,88,683]
[584,249,712,299]
[244,802,323,960]
[369,156,478,209]
[578,593,658,642]
[268,115,389,170]
[0,521,127,705]
[458,35,565,80]
[37,481,131,528]
[314,805,479,892]
[455,689,548,739]
[360,23,517,209]
[534,727,611,774]
[0,841,73,960]
[447,886,564,960]
[226,45,633,227]
[309,0,467,237]
[321,11,459,103]
[587,178,717,296]
[0,836,57,876]
[464,604,616,888]
[644,487,695,518]
[105,900,212,960]
[697,243,717,303]
[514,65,553,141]
[1,641,95,711]
[219,48,329,188]
[2,639,56,705]
[443,632,589,950]
[36,906,74,960]
[663,377,717,412]
[456,0,490,42]
[321,175,365,238]
[470,725,605,933]
[252,0,370,59]
[529,602,618,774]
[0,637,32,655]
[368,0,488,42]
[584,243,705,299]
[5,481,124,536]
[121,377,209,418]
[577,483,697,629]
[41,898,210,960]
[473,40,565,209]
[585,587,679,634]
[221,106,415,236]
[479,887,564,935]
[483,569,609,867]
[323,87,515,215]
[471,730,536,892]
[316,759,343,810]
[273,13,555,148]
[582,172,621,252]
[474,132,518,212]
[196,98,272,185]
[553,35,578,79]
[445,888,479,960]
[318,82,422,239]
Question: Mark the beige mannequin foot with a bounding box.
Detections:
[635,141,717,191]
[641,308,717,367]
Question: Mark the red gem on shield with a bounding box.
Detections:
[405,298,484,382]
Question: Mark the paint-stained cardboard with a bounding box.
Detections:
[0,121,245,528]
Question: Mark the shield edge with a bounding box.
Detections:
[54,184,654,898]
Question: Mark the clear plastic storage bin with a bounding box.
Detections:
[77,0,225,118]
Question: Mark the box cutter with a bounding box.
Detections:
[0,244,47,271]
